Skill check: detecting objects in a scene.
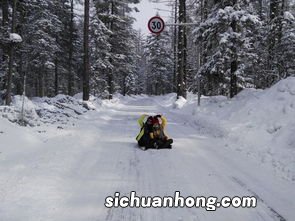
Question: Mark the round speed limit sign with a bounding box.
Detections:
[148,16,165,34]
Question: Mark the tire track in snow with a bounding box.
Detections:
[103,106,145,221]
[231,177,286,221]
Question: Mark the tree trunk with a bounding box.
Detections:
[1,1,9,93]
[201,0,209,93]
[55,57,58,95]
[122,74,126,96]
[177,0,187,99]
[183,0,187,96]
[16,54,23,95]
[267,0,281,86]
[6,46,13,104]
[230,60,238,98]
[83,0,90,101]
[5,0,18,105]
[68,0,74,96]
[108,1,115,100]
[196,0,206,105]
[270,0,280,20]
[1,0,9,25]
[277,0,285,77]
[35,77,39,97]
[258,0,263,19]
[108,72,113,99]
[11,0,17,32]
[39,68,44,97]
[173,0,178,92]
[230,0,238,98]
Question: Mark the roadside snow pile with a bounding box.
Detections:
[173,96,187,109]
[0,116,40,151]
[0,96,39,126]
[225,77,295,181]
[169,77,295,181]
[0,94,100,126]
[33,94,100,125]
[167,93,228,138]
[33,95,84,125]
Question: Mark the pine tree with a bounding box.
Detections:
[16,0,62,97]
[267,0,295,84]
[278,7,295,78]
[113,14,138,96]
[90,6,112,98]
[133,30,147,95]
[92,0,139,98]
[195,0,261,97]
[145,30,173,95]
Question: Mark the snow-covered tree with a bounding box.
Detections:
[145,30,173,95]
[195,0,261,97]
[133,30,147,95]
[266,0,295,85]
[93,0,139,98]
[90,7,112,98]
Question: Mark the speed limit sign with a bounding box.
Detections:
[148,16,165,34]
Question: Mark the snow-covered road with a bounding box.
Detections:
[1,95,294,221]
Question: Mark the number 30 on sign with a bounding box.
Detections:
[148,16,165,35]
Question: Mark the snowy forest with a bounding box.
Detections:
[0,0,294,105]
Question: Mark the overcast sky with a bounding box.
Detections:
[130,1,171,36]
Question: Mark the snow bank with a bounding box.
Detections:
[225,78,295,181]
[164,77,295,181]
[33,94,101,125]
[0,96,39,126]
[0,94,101,126]
[173,96,187,109]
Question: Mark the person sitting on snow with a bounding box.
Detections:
[136,114,173,150]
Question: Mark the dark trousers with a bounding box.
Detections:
[138,135,172,149]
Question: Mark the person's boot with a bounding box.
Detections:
[167,139,173,145]
[159,139,173,149]
[153,142,159,149]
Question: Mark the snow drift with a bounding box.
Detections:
[169,77,295,181]
[0,94,100,126]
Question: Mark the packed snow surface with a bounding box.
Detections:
[0,78,294,221]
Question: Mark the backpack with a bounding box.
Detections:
[136,114,167,142]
